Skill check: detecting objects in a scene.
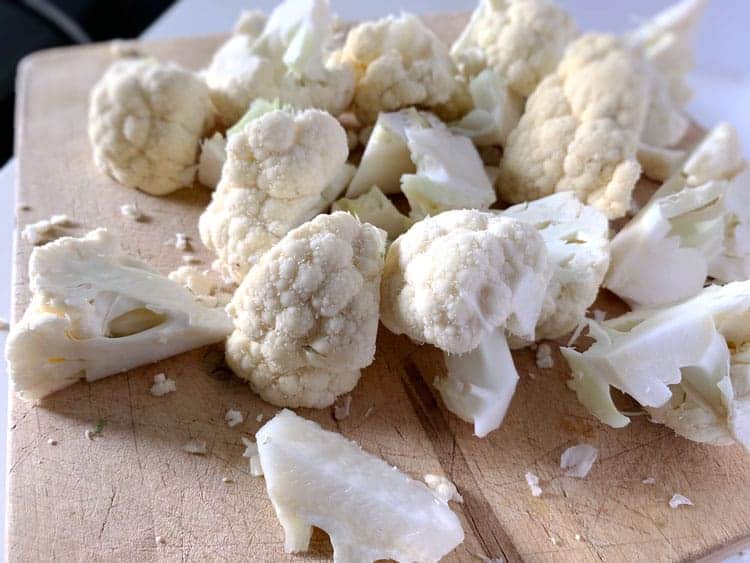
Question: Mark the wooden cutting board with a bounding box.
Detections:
[9,12,750,563]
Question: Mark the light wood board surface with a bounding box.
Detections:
[9,12,750,563]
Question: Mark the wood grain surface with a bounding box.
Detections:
[8,12,750,563]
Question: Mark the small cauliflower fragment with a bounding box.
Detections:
[337,13,460,124]
[4,229,232,400]
[560,444,598,478]
[498,34,650,219]
[88,58,214,195]
[22,219,55,245]
[241,436,264,476]
[197,133,227,189]
[525,471,542,497]
[333,186,413,241]
[174,233,190,252]
[333,394,352,421]
[256,409,464,561]
[535,344,554,370]
[226,212,386,409]
[424,474,463,503]
[182,439,208,455]
[225,409,244,427]
[669,494,694,508]
[451,0,578,98]
[150,373,176,397]
[49,214,71,227]
[119,203,143,221]
[168,266,234,308]
[642,477,656,485]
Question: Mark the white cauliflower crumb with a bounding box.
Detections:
[592,309,606,323]
[119,203,142,220]
[642,477,656,485]
[525,471,542,497]
[182,255,201,265]
[182,439,208,455]
[174,233,190,252]
[22,220,54,245]
[560,444,598,478]
[155,535,166,545]
[424,474,464,503]
[241,436,264,476]
[225,409,244,427]
[334,395,352,421]
[84,430,94,441]
[49,214,71,227]
[669,494,693,508]
[535,343,554,370]
[150,373,176,397]
[575,533,582,541]
[256,413,264,423]
[47,438,57,445]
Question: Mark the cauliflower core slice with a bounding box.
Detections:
[256,409,464,561]
[199,106,348,282]
[497,33,650,219]
[561,281,750,452]
[5,230,232,400]
[337,13,460,124]
[225,212,386,408]
[88,58,214,196]
[332,186,413,241]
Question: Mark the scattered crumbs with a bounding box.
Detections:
[567,321,586,347]
[256,413,264,423]
[575,533,582,542]
[47,439,57,446]
[119,203,142,221]
[364,406,374,419]
[49,214,71,227]
[592,309,606,323]
[334,395,352,421]
[560,444,598,478]
[424,474,463,503]
[241,436,264,476]
[182,439,208,455]
[669,494,693,508]
[22,219,54,245]
[225,409,244,428]
[525,471,542,497]
[182,254,201,264]
[222,477,233,484]
[535,343,554,369]
[150,373,176,397]
[155,535,166,545]
[86,418,107,440]
[175,232,191,251]
[642,477,656,485]
[0,317,8,331]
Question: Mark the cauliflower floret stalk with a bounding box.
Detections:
[501,192,610,344]
[497,34,650,220]
[88,57,214,196]
[332,186,413,241]
[335,13,461,124]
[256,409,464,561]
[450,0,579,99]
[5,230,232,400]
[199,103,349,283]
[203,0,354,127]
[381,210,552,437]
[561,281,750,452]
[225,212,386,409]
[605,123,748,309]
[346,109,496,220]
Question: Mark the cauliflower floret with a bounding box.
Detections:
[225,212,386,408]
[451,0,579,98]
[337,14,460,124]
[197,133,227,189]
[168,265,235,308]
[497,34,650,219]
[88,58,214,196]
[199,106,348,282]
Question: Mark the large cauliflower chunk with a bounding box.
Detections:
[497,34,650,219]
[199,106,348,282]
[451,0,579,98]
[88,58,214,195]
[5,230,232,400]
[225,212,386,408]
[203,0,354,126]
[337,14,460,124]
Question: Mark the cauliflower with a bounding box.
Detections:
[5,229,232,400]
[256,409,464,561]
[88,58,214,196]
[336,13,460,124]
[332,186,413,241]
[451,0,579,98]
[381,210,551,436]
[640,68,690,149]
[605,123,748,308]
[637,142,686,182]
[197,133,227,189]
[203,0,354,126]
[199,105,348,282]
[225,212,386,408]
[502,192,610,343]
[168,265,234,308]
[497,34,650,219]
[561,281,750,452]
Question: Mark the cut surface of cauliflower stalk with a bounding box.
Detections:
[561,281,750,452]
[256,409,464,561]
[226,212,386,409]
[199,103,348,283]
[332,186,413,241]
[5,229,232,400]
[497,33,650,219]
[88,57,214,196]
[381,209,552,436]
[605,123,748,309]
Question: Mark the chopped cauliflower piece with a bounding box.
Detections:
[642,477,656,485]
[199,105,348,282]
[424,474,463,503]
[225,212,386,409]
[182,439,208,455]
[333,394,352,421]
[561,281,750,451]
[22,219,54,245]
[49,214,71,227]
[150,373,176,397]
[256,409,464,561]
[525,471,542,497]
[337,13,460,124]
[638,142,686,182]
[5,229,232,400]
[333,186,413,241]
[119,203,142,221]
[560,444,598,478]
[683,122,744,186]
[669,494,693,508]
[88,58,214,195]
[241,437,264,477]
[174,233,190,252]
[498,34,650,219]
[197,133,227,189]
[225,409,244,427]
[451,0,578,98]
[168,266,234,308]
[535,344,554,370]
[641,67,690,149]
